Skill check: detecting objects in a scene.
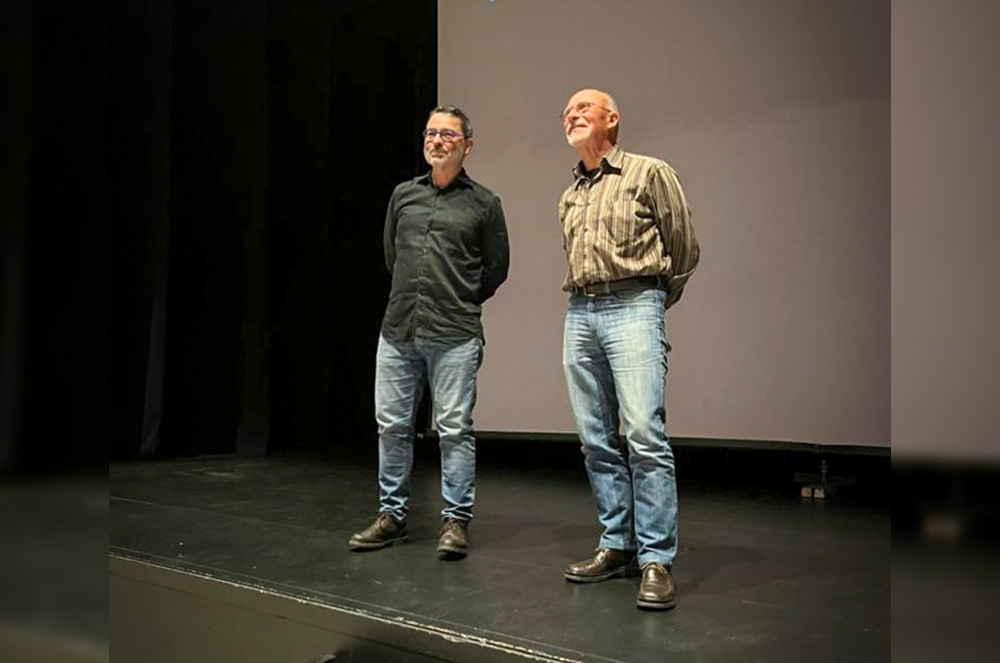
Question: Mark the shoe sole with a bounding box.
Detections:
[564,566,633,583]
[348,534,409,551]
[436,545,468,560]
[636,597,677,610]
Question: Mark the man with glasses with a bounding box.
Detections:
[558,89,699,609]
[348,105,509,560]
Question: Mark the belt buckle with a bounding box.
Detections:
[583,281,611,297]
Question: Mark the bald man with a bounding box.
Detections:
[558,89,699,610]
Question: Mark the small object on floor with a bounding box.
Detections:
[801,483,836,499]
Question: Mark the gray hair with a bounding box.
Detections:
[602,92,620,143]
[603,92,619,113]
[429,104,474,139]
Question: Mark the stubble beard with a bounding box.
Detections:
[566,127,589,148]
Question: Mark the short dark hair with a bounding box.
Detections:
[429,104,473,139]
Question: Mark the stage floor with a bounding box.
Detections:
[110,443,889,662]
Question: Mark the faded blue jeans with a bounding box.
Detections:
[375,334,483,523]
[563,288,678,566]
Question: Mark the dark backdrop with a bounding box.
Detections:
[110,0,436,460]
[1,0,109,474]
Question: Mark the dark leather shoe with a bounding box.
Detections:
[348,513,408,550]
[437,518,469,559]
[564,548,637,583]
[636,562,677,610]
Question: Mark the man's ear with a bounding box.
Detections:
[607,111,620,131]
[464,138,474,156]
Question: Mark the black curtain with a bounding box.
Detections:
[109,0,436,461]
[1,1,108,475]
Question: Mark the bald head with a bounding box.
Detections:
[598,90,618,113]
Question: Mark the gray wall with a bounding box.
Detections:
[892,0,1000,462]
[440,0,889,447]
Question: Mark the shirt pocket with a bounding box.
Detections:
[598,184,649,248]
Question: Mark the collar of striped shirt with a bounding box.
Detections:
[572,143,626,181]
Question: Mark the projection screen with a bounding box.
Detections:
[439,0,890,447]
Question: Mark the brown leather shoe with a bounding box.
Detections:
[348,513,408,550]
[636,562,677,610]
[437,518,469,560]
[564,548,637,583]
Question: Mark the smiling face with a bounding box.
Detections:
[423,112,472,171]
[562,89,619,150]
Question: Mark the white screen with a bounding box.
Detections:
[440,0,890,447]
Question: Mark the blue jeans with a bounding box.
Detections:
[563,288,678,566]
[374,334,483,523]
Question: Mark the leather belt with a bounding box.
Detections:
[571,275,665,296]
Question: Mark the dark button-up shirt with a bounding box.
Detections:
[381,169,510,344]
[559,144,699,308]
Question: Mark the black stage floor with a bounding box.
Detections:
[109,443,889,662]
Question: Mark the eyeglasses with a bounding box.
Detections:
[559,101,612,122]
[422,128,465,141]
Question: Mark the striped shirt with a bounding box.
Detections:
[559,144,699,308]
